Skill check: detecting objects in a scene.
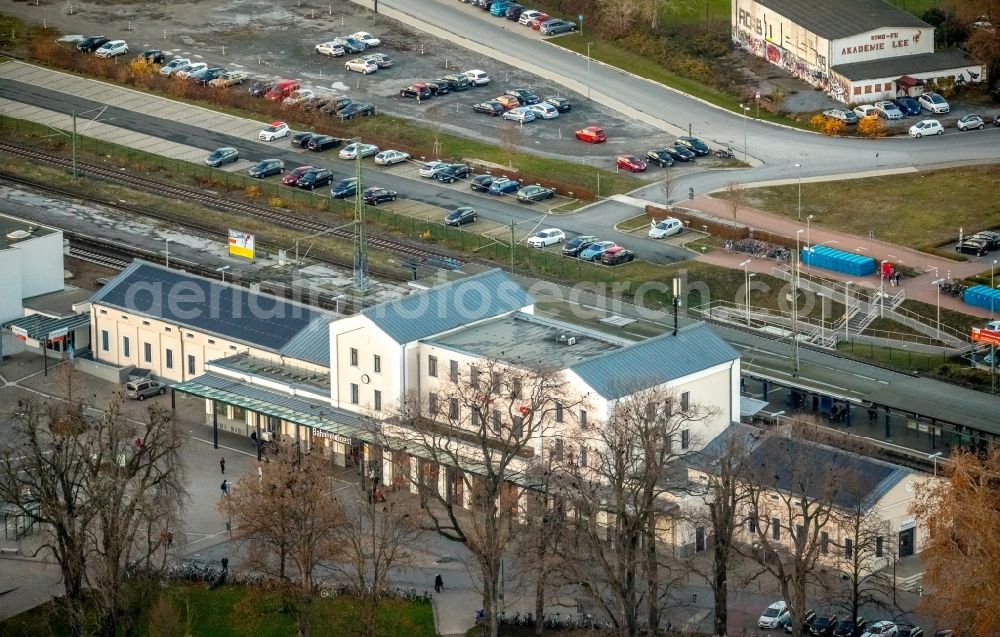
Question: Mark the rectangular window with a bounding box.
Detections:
[472,409,481,427]
[101,330,110,352]
[187,355,195,375]
[681,391,690,412]
[748,516,758,534]
[449,397,459,420]
[143,342,152,363]
[374,390,382,412]
[373,354,381,373]
[511,378,521,398]
[821,531,829,554]
[664,399,673,418]
[350,383,359,405]
[492,372,502,392]
[579,409,588,429]
[450,360,459,383]
[845,538,854,559]
[122,336,130,358]
[165,349,174,369]
[428,355,438,378]
[512,416,523,438]
[553,438,564,460]
[646,401,657,422]
[579,445,588,468]
[428,393,439,414]
[876,536,884,558]
[350,348,358,367]
[492,409,501,428]
[771,518,780,540]
[853,86,862,96]
[470,365,480,388]
[796,524,804,541]
[554,401,564,423]
[681,428,690,450]
[864,85,872,94]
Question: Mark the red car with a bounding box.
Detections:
[575,126,607,143]
[282,165,316,186]
[530,13,551,29]
[616,155,647,172]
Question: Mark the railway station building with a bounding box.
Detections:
[732,0,983,103]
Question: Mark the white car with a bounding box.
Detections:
[853,104,877,120]
[258,121,290,141]
[374,150,410,166]
[174,62,207,79]
[519,10,542,25]
[209,70,249,87]
[957,114,985,131]
[648,218,683,239]
[528,103,559,119]
[159,58,190,76]
[94,40,128,58]
[283,88,315,106]
[345,58,378,74]
[503,106,536,123]
[419,161,446,178]
[758,601,789,629]
[908,119,943,137]
[351,31,381,47]
[527,228,566,248]
[874,100,903,120]
[339,142,379,159]
[315,41,346,57]
[463,69,490,86]
[861,620,898,637]
[918,92,950,114]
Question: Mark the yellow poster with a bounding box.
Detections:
[228,230,255,260]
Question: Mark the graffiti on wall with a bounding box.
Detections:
[737,28,828,91]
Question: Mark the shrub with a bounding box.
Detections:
[809,114,827,131]
[269,196,287,208]
[858,117,886,138]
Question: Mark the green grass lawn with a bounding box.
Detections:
[716,166,1000,253]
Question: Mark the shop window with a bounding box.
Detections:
[101,330,109,352]
[122,336,130,358]
[351,383,359,405]
[165,349,173,369]
[428,355,438,377]
[143,343,152,363]
[374,390,382,412]
[374,355,381,373]
[350,348,358,367]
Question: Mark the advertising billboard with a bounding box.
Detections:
[228,230,255,260]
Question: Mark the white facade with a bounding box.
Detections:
[0,222,64,323]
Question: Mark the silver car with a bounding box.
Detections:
[125,379,166,400]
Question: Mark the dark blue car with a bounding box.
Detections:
[488,177,521,195]
[893,96,921,116]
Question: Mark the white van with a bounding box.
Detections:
[463,69,490,86]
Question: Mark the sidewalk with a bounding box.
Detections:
[685,195,994,318]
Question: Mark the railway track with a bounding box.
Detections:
[0,140,462,267]
[67,244,131,270]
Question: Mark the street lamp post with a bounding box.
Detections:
[818,292,826,343]
[217,265,231,283]
[795,163,802,220]
[992,259,998,319]
[879,259,887,319]
[739,104,750,163]
[844,281,853,340]
[586,42,593,100]
[806,214,814,248]
[932,279,945,339]
[740,259,753,327]
[792,230,803,376]
[164,238,170,269]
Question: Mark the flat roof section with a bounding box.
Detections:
[427,311,628,369]
[832,49,979,81]
[208,352,330,392]
[23,286,93,319]
[0,214,57,250]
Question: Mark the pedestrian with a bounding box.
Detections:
[166,531,173,548]
[434,574,444,593]
[894,272,901,287]
[250,431,258,446]
[221,557,229,572]
[221,479,229,497]
[868,406,877,423]
[220,457,226,474]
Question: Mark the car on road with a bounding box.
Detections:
[76,35,110,53]
[578,240,617,261]
[517,184,555,203]
[174,62,207,80]
[435,164,472,183]
[527,228,565,247]
[125,379,166,400]
[282,165,316,186]
[363,187,397,205]
[957,114,985,131]
[528,102,560,119]
[259,121,290,141]
[505,88,541,105]
[160,57,190,76]
[296,168,334,190]
[248,80,276,97]
[562,235,598,257]
[919,92,950,113]
[677,136,710,155]
[822,108,860,124]
[419,161,447,178]
[138,49,165,64]
[893,96,921,116]
[601,246,635,265]
[545,96,572,112]
[283,88,316,107]
[315,41,346,57]
[853,104,878,120]
[330,178,358,198]
[470,174,494,192]
[648,218,683,239]
[95,39,128,58]
[374,150,410,166]
[833,616,866,637]
[248,159,285,178]
[473,101,505,116]
[400,83,433,100]
[464,69,491,86]
[488,177,521,195]
[664,144,695,162]
[874,100,904,120]
[860,621,897,637]
[339,142,379,159]
[809,612,838,636]
[351,31,381,47]
[205,147,239,167]
[209,70,249,87]
[575,126,607,143]
[646,149,675,168]
[541,19,577,35]
[518,10,542,25]
[758,601,790,629]
[307,135,342,152]
[363,52,393,68]
[333,36,367,53]
[445,207,478,226]
[616,155,647,172]
[345,58,378,74]
[494,95,521,111]
[503,106,537,123]
[908,119,943,137]
[337,102,376,120]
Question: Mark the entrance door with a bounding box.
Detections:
[898,527,915,557]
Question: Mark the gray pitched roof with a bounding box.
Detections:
[570,322,739,400]
[91,261,334,361]
[831,48,979,81]
[755,0,929,40]
[279,315,332,367]
[361,269,533,344]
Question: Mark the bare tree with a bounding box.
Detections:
[660,167,677,208]
[426,103,444,158]
[498,122,522,168]
[828,500,896,627]
[724,181,746,220]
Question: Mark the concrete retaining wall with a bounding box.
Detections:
[74,357,132,384]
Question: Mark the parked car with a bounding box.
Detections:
[76,35,110,53]
[339,142,379,159]
[296,168,334,190]
[248,159,285,178]
[191,67,226,85]
[435,164,472,183]
[419,161,447,178]
[330,178,358,198]
[919,92,950,113]
[374,150,410,166]
[473,101,505,116]
[853,104,878,120]
[338,102,376,120]
[445,206,478,226]
[664,144,695,162]
[159,57,190,76]
[488,177,521,195]
[677,136,710,155]
[441,74,471,90]
[528,102,559,119]
[283,88,316,107]
[363,187,397,204]
[874,100,904,120]
[174,62,207,80]
[464,69,491,85]
[518,10,542,25]
[545,96,572,112]
[248,79,276,97]
[895,625,923,637]
[994,113,1000,127]
[972,230,1000,250]
[893,96,921,116]
[529,13,552,29]
[646,149,675,168]
[425,81,450,96]
[345,58,378,74]
[490,2,513,17]
[601,246,635,265]
[125,379,166,400]
[505,88,540,105]
[259,121,290,141]
[351,31,381,47]
[205,147,239,167]
[648,218,683,239]
[139,49,165,64]
[956,236,990,256]
[527,228,565,247]
[782,609,817,634]
[265,79,300,102]
[290,132,317,148]
[307,135,342,151]
[758,601,790,629]
[575,126,607,143]
[616,155,647,172]
[494,95,521,111]
[320,96,352,115]
[541,19,577,35]
[833,616,866,637]
[315,41,346,57]
[578,241,617,261]
[517,184,555,203]
[908,119,943,137]
[503,106,537,123]
[562,235,598,257]
[282,165,316,186]
[861,620,898,637]
[957,114,985,131]
[506,4,525,20]
[95,39,128,58]
[400,83,432,100]
[809,613,838,636]
[470,174,494,192]
[823,108,860,124]
[209,70,249,87]
[333,36,366,53]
